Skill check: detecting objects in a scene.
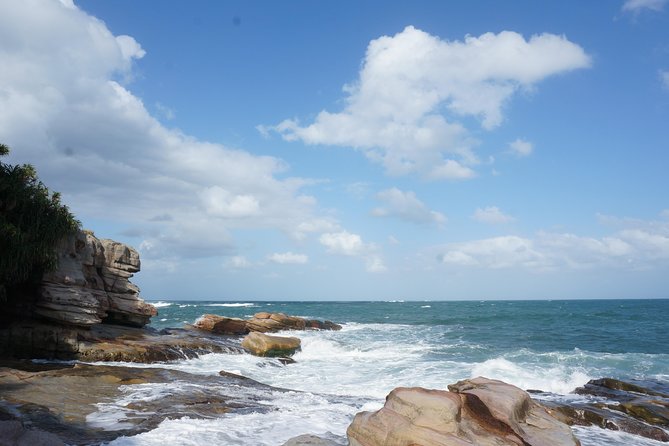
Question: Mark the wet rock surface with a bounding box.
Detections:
[541,377,669,442]
[0,361,282,445]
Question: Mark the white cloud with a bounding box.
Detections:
[509,138,534,157]
[661,70,669,90]
[0,0,328,261]
[372,188,446,225]
[472,206,515,224]
[320,231,366,256]
[440,236,544,269]
[438,214,669,271]
[319,231,386,272]
[267,26,590,179]
[225,256,252,269]
[267,252,309,264]
[622,0,668,13]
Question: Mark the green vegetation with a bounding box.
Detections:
[0,143,80,301]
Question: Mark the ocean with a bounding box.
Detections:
[94,299,668,446]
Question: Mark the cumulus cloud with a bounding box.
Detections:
[622,0,668,13]
[508,139,534,157]
[0,0,327,261]
[267,26,590,179]
[438,214,669,271]
[267,252,309,264]
[472,206,515,224]
[319,231,386,272]
[372,188,446,225]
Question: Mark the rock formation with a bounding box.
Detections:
[544,377,669,442]
[35,230,156,328]
[0,230,160,359]
[241,332,301,357]
[347,377,580,446]
[194,312,342,335]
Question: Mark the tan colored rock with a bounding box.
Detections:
[241,332,301,357]
[347,377,581,446]
[33,230,156,328]
[194,314,249,335]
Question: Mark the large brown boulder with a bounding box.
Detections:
[192,312,342,336]
[347,377,580,446]
[193,314,249,335]
[241,332,301,357]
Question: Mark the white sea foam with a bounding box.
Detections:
[206,303,256,307]
[470,357,591,394]
[104,389,357,446]
[572,426,668,446]
[421,305,431,308]
[149,301,172,308]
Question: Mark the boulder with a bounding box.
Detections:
[193,314,249,335]
[347,377,580,446]
[241,332,301,357]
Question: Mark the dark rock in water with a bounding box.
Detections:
[547,377,669,442]
[0,361,282,445]
[0,419,66,446]
[282,433,342,446]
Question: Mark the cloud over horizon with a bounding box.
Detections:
[268,26,590,180]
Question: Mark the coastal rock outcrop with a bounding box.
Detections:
[544,377,669,442]
[0,230,160,360]
[35,230,156,328]
[241,332,301,357]
[347,377,580,446]
[194,312,342,335]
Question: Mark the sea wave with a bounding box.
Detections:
[149,301,172,308]
[206,303,256,307]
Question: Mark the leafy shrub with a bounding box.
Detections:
[0,143,80,301]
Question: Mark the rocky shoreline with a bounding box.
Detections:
[1,232,667,445]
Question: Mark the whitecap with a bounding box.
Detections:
[149,301,172,308]
[207,303,256,307]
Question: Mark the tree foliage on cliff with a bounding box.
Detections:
[0,144,80,300]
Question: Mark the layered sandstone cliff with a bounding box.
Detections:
[34,230,156,328]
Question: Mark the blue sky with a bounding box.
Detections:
[1,0,668,300]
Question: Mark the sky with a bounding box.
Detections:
[1,0,668,301]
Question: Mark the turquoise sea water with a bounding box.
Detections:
[101,299,668,446]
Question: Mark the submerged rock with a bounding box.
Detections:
[282,434,342,446]
[347,377,580,446]
[241,332,301,357]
